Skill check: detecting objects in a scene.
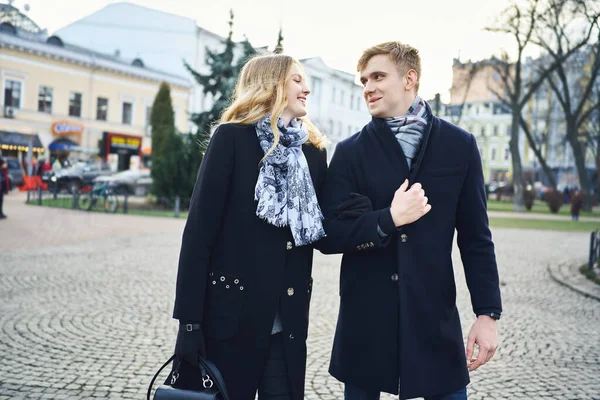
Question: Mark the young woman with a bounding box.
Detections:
[170,53,327,400]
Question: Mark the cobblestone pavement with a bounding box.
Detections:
[1,196,599,399]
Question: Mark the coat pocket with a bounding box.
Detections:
[204,270,246,339]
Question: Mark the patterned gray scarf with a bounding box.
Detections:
[385,95,429,170]
[255,115,325,246]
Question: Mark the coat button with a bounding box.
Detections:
[391,273,399,281]
[400,234,408,243]
[286,241,293,250]
[234,279,239,284]
[220,276,226,282]
[287,288,294,296]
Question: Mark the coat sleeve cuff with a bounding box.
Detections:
[378,208,396,236]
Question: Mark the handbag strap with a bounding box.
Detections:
[199,358,231,400]
[146,355,231,400]
[147,354,175,400]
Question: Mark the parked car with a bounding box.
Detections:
[5,157,24,189]
[49,162,113,193]
[93,168,152,196]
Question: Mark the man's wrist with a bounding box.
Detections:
[477,312,501,321]
[378,208,397,235]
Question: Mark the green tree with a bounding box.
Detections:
[274,27,284,54]
[150,82,191,202]
[184,9,256,161]
[150,82,174,159]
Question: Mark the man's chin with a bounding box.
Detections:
[369,110,386,118]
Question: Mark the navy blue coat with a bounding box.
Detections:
[320,109,502,399]
[172,123,327,400]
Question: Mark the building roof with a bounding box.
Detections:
[0,10,192,89]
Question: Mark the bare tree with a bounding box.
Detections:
[486,0,592,211]
[519,92,559,188]
[533,0,600,210]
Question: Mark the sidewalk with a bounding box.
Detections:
[547,262,600,301]
[488,210,600,222]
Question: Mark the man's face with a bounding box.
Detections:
[359,54,411,118]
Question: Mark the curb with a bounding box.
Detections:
[547,263,600,302]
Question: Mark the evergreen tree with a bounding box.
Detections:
[149,82,191,202]
[150,82,174,159]
[274,27,284,54]
[184,9,256,159]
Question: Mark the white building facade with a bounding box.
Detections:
[301,57,371,160]
[55,3,372,158]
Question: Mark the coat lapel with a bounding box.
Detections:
[368,118,410,180]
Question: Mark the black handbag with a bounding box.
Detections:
[147,355,231,400]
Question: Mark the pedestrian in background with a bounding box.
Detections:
[570,190,584,221]
[0,157,9,219]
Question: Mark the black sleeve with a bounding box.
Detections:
[172,125,235,322]
[455,135,502,316]
[318,142,392,255]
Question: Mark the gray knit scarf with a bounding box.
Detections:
[385,95,429,170]
[255,115,325,246]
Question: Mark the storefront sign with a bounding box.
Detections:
[102,132,142,157]
[51,121,84,136]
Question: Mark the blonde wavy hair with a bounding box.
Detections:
[220,53,326,158]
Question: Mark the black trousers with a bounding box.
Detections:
[0,191,4,215]
[257,333,292,400]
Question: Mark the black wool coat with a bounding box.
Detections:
[172,123,327,400]
[319,108,502,399]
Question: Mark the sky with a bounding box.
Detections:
[9,0,526,101]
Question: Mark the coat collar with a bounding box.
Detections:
[366,101,436,183]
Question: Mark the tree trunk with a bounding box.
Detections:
[510,113,526,211]
[567,119,593,211]
[519,116,557,189]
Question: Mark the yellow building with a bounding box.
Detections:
[0,5,191,171]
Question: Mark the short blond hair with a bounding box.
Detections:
[357,41,421,91]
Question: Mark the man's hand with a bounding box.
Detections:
[390,180,431,227]
[466,315,498,372]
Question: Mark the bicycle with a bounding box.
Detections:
[77,182,119,213]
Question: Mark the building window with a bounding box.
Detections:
[491,147,497,161]
[350,95,354,110]
[493,125,498,136]
[331,87,336,103]
[340,90,346,106]
[310,76,322,105]
[97,98,108,121]
[145,105,152,137]
[3,80,22,108]
[122,101,133,125]
[506,125,511,136]
[38,86,53,113]
[481,126,486,136]
[504,147,510,161]
[69,92,82,117]
[348,126,353,136]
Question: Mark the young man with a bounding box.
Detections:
[320,42,502,400]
